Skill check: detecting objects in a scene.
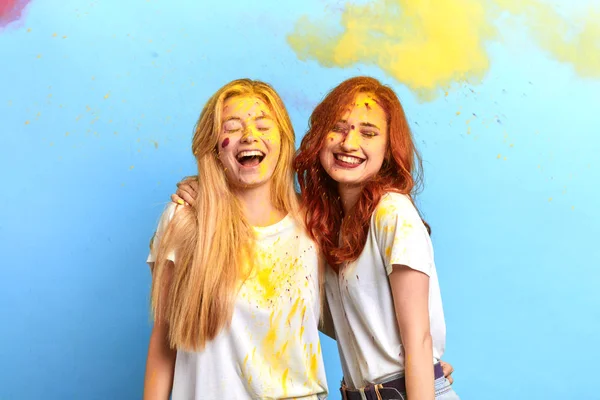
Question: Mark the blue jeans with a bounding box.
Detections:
[373,376,460,400]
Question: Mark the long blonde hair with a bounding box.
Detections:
[151,79,300,351]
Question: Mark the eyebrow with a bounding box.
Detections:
[254,115,273,122]
[337,119,380,130]
[222,115,273,123]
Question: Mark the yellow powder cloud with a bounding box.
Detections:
[287,0,600,101]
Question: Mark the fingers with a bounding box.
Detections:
[440,361,455,385]
[173,176,198,207]
[171,194,188,206]
[177,186,196,206]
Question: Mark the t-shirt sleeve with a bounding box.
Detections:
[146,203,179,266]
[373,194,434,276]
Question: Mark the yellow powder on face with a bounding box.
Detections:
[288,0,600,100]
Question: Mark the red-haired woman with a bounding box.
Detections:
[292,76,459,400]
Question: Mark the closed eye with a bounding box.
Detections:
[333,124,348,133]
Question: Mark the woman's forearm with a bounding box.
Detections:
[403,333,435,400]
[143,326,177,400]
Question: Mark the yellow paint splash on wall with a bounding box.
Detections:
[287,0,600,100]
[288,0,496,100]
[495,0,600,78]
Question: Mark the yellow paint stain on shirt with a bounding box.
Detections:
[282,368,289,394]
[286,297,302,326]
[308,344,318,381]
[374,203,397,231]
[256,264,277,300]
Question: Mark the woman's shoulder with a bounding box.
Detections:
[374,191,417,217]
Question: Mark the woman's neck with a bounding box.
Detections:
[235,183,286,227]
[338,183,364,215]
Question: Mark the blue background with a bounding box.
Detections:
[1,0,599,399]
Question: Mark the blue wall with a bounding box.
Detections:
[1,0,599,399]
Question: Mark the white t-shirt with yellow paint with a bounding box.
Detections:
[147,203,328,399]
[325,192,447,389]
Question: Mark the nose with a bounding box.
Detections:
[341,129,360,152]
[240,126,258,143]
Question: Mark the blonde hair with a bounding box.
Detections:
[151,79,300,350]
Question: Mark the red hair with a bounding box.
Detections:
[294,76,428,270]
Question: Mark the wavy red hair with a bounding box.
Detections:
[294,76,428,270]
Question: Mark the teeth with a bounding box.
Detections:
[237,150,264,159]
[336,154,363,164]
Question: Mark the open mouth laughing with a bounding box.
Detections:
[236,150,265,167]
[334,153,365,168]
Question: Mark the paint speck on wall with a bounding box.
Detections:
[104,92,110,99]
[129,165,134,170]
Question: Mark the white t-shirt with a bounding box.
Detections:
[147,203,328,399]
[325,192,447,389]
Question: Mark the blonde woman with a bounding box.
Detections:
[144,79,328,399]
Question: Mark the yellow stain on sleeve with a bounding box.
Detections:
[385,246,392,259]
